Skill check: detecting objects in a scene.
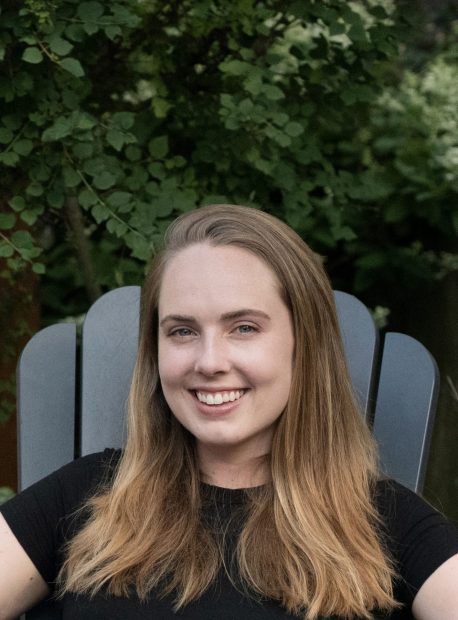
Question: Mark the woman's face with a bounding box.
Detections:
[158,243,294,463]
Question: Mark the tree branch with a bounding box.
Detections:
[64,196,102,303]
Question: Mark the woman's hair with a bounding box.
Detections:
[59,205,398,619]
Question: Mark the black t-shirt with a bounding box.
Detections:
[1,449,458,619]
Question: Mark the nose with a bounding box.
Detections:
[194,334,231,376]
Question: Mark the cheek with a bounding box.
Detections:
[158,343,191,387]
[157,342,177,386]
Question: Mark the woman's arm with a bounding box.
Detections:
[412,553,458,620]
[0,513,49,620]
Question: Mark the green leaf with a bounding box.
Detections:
[72,142,94,159]
[42,117,73,142]
[30,161,51,182]
[152,98,172,119]
[93,171,116,190]
[3,116,21,131]
[29,112,47,127]
[82,21,99,36]
[22,47,44,64]
[75,112,96,130]
[0,128,14,144]
[77,1,104,21]
[105,25,122,40]
[32,262,46,274]
[0,213,16,230]
[48,36,73,56]
[125,145,141,162]
[126,166,148,191]
[6,257,24,270]
[60,58,85,78]
[0,243,14,258]
[26,182,44,197]
[78,188,98,208]
[128,235,151,261]
[107,218,128,236]
[149,136,169,158]
[13,139,34,156]
[219,59,250,76]
[107,191,132,208]
[284,121,304,137]
[8,196,26,212]
[20,210,39,225]
[0,152,19,166]
[148,162,166,179]
[106,129,125,151]
[263,85,284,101]
[244,74,263,96]
[65,24,86,42]
[21,35,38,45]
[111,112,135,130]
[16,72,34,96]
[47,190,65,208]
[272,112,289,127]
[92,203,109,223]
[63,167,81,188]
[11,230,33,248]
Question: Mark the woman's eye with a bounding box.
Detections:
[170,327,194,337]
[236,324,257,334]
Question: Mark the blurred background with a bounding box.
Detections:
[0,0,457,518]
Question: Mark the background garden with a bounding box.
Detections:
[0,0,457,518]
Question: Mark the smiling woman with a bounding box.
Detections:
[158,243,294,488]
[0,205,457,620]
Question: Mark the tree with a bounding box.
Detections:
[1,0,405,317]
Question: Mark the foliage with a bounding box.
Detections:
[1,0,404,312]
[0,0,456,316]
[0,486,14,505]
[0,269,35,424]
[342,23,458,295]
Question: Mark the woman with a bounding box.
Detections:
[1,204,457,619]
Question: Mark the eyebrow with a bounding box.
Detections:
[159,309,271,327]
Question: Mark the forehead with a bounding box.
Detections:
[158,243,283,313]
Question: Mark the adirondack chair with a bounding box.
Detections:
[16,286,439,619]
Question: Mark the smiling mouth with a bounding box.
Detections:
[194,390,245,405]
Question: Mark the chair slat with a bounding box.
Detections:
[373,332,439,492]
[80,286,141,455]
[17,323,76,490]
[334,291,379,419]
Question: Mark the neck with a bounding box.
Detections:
[197,443,270,489]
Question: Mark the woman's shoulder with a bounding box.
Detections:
[0,448,122,530]
[54,448,122,484]
[38,447,120,492]
[374,478,458,602]
[0,449,122,586]
[374,478,448,527]
[374,477,457,544]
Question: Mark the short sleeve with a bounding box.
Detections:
[376,479,458,605]
[0,449,119,585]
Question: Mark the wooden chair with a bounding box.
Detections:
[16,286,439,619]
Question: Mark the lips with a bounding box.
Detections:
[195,389,245,405]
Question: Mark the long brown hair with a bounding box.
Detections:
[59,205,398,619]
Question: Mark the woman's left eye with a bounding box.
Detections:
[236,324,257,334]
[170,327,194,337]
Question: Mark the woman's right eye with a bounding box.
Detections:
[169,327,194,338]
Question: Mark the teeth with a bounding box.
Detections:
[196,390,244,405]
